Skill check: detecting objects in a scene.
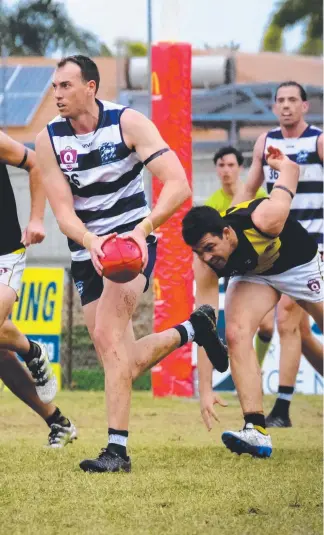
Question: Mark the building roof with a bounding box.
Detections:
[1,52,322,144]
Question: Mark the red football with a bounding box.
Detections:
[100,237,143,283]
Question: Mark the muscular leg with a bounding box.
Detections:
[297,300,323,375]
[266,296,303,427]
[225,281,279,414]
[90,274,182,430]
[299,310,323,376]
[83,296,181,382]
[277,295,303,386]
[0,349,77,446]
[0,350,55,419]
[255,308,275,367]
[0,284,43,356]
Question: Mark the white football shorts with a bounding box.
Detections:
[0,248,26,297]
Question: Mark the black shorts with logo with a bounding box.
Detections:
[71,235,157,306]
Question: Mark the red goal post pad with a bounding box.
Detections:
[150,42,194,397]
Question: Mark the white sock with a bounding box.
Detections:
[109,434,128,447]
[180,320,195,343]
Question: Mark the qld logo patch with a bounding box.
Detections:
[307,278,321,294]
[60,147,78,171]
[99,142,116,165]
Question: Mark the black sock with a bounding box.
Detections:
[45,407,70,428]
[19,339,41,365]
[244,413,266,429]
[270,385,294,419]
[258,332,272,343]
[107,428,128,460]
[173,325,189,347]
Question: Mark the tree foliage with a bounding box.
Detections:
[262,0,323,56]
[0,0,113,57]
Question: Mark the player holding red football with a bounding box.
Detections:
[36,55,228,473]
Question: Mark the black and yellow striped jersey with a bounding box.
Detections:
[213,198,318,278]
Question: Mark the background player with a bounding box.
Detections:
[0,131,75,446]
[232,81,323,427]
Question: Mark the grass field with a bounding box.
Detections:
[0,391,322,535]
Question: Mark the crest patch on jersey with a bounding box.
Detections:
[60,147,78,171]
[296,150,309,164]
[99,142,117,165]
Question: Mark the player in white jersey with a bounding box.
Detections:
[0,131,75,448]
[36,55,229,472]
[231,81,323,427]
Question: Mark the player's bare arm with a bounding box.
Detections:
[36,129,116,275]
[317,133,323,162]
[231,132,266,206]
[120,109,191,265]
[252,146,300,236]
[0,130,45,246]
[194,256,227,430]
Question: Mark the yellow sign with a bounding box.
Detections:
[11,267,64,335]
[1,267,65,393]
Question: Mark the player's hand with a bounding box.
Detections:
[121,227,148,270]
[200,390,228,431]
[266,145,293,171]
[88,233,117,276]
[21,218,45,246]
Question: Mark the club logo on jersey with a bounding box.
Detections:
[75,281,84,296]
[307,278,321,294]
[60,147,78,171]
[0,267,9,276]
[296,150,309,164]
[99,142,116,165]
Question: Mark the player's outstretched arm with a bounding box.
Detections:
[251,146,300,236]
[0,130,45,245]
[120,109,191,265]
[194,256,227,429]
[36,129,113,275]
[230,133,266,206]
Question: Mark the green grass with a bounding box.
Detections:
[0,392,322,535]
[71,368,151,391]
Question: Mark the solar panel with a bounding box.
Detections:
[0,66,17,90]
[0,65,54,127]
[9,66,54,93]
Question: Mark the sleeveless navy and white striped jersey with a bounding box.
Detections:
[47,99,150,261]
[262,125,323,248]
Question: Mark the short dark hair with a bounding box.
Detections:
[213,146,244,166]
[182,206,226,247]
[275,81,307,102]
[57,55,100,94]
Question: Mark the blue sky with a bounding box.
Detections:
[41,0,304,54]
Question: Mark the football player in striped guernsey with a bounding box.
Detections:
[232,81,323,427]
[36,55,228,472]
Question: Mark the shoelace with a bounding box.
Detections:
[48,424,66,444]
[98,448,113,458]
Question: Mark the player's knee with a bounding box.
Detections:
[225,321,253,352]
[277,314,299,336]
[92,326,121,356]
